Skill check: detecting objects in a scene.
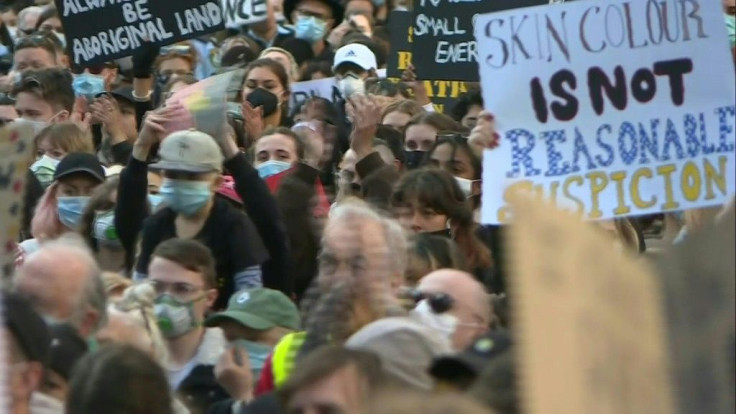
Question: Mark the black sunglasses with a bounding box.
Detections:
[71,62,117,75]
[405,290,454,314]
[14,32,59,49]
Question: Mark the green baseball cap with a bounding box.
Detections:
[204,288,301,330]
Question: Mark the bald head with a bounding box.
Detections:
[417,269,491,350]
[14,236,106,337]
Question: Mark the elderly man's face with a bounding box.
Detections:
[318,217,390,290]
[14,252,87,324]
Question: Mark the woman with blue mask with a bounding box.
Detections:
[18,153,106,263]
[253,127,305,179]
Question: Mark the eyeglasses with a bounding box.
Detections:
[436,132,469,142]
[71,62,117,75]
[148,280,204,300]
[404,290,454,313]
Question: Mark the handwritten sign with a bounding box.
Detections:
[222,0,267,29]
[411,0,545,82]
[477,0,736,225]
[655,203,735,414]
[509,193,675,414]
[289,69,388,113]
[55,0,225,65]
[0,124,33,286]
[386,10,470,113]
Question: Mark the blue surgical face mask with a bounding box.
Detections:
[159,178,212,216]
[72,74,105,101]
[57,196,90,230]
[93,210,121,247]
[256,160,292,179]
[148,193,165,211]
[294,16,327,44]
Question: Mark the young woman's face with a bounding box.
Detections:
[37,136,65,160]
[243,67,286,103]
[404,124,437,152]
[429,143,476,180]
[57,174,100,197]
[394,200,448,234]
[254,133,299,166]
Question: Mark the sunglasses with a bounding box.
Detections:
[71,62,117,75]
[405,290,454,313]
[14,33,58,49]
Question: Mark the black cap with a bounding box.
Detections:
[97,86,135,105]
[283,0,343,25]
[3,292,51,365]
[53,152,105,183]
[430,330,513,381]
[48,324,88,380]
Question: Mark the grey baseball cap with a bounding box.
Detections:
[150,129,224,173]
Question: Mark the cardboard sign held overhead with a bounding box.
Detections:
[655,203,735,414]
[477,0,736,225]
[222,0,268,29]
[56,0,226,65]
[508,193,675,414]
[411,0,545,82]
[0,124,34,286]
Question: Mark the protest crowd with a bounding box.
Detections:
[0,0,734,413]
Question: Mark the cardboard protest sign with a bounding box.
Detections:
[412,0,545,82]
[509,193,675,413]
[289,69,388,113]
[655,204,735,414]
[0,124,33,285]
[222,0,267,29]
[385,10,472,114]
[166,69,245,139]
[56,0,225,65]
[476,0,736,225]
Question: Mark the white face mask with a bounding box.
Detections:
[338,74,365,100]
[410,299,457,347]
[454,176,479,198]
[13,117,50,138]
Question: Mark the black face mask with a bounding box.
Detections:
[405,150,427,170]
[426,228,452,239]
[246,88,279,118]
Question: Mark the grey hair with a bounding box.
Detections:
[328,199,408,277]
[17,6,43,30]
[38,234,108,333]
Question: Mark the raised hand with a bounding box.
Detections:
[468,111,500,157]
[348,94,382,158]
[401,64,431,107]
[241,100,265,142]
[214,345,254,402]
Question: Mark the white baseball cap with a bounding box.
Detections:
[333,43,377,72]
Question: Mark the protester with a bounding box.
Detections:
[332,43,377,99]
[278,346,385,414]
[284,0,343,61]
[13,237,106,365]
[404,233,467,287]
[145,238,229,413]
[11,29,63,72]
[450,90,484,129]
[66,344,175,414]
[30,123,94,188]
[3,291,50,414]
[13,68,73,122]
[411,269,492,351]
[253,127,305,178]
[403,112,464,169]
[241,58,292,141]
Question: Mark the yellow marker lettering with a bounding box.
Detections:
[656,164,680,210]
[704,156,728,200]
[585,171,609,219]
[610,170,631,215]
[423,80,434,98]
[435,81,449,98]
[498,180,533,223]
[398,51,412,71]
[680,161,701,202]
[630,168,656,208]
[433,104,444,113]
[408,26,413,43]
[562,175,585,216]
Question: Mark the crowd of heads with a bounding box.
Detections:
[1,0,735,413]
